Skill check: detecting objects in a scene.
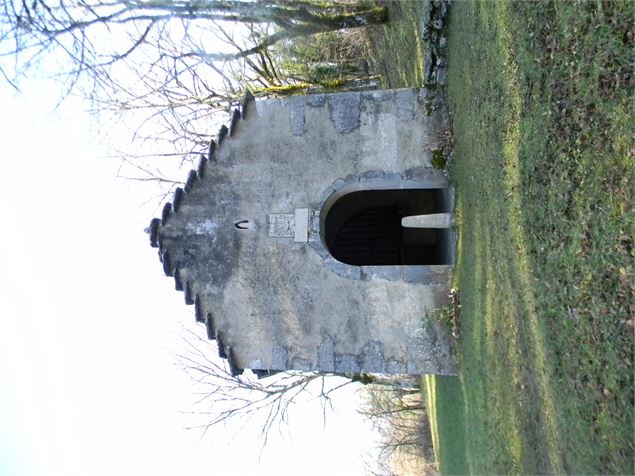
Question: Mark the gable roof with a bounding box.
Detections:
[148,92,257,376]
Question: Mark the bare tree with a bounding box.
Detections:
[1,0,386,92]
[0,0,388,441]
[360,384,438,476]
[174,324,355,444]
[0,0,386,198]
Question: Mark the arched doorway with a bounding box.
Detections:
[323,189,451,266]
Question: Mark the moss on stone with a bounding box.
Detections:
[431,149,446,170]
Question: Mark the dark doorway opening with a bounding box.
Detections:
[323,189,450,266]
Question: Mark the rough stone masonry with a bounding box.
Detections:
[149,88,457,376]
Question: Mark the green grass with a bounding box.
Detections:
[424,375,467,475]
[366,0,426,88]
[369,1,634,474]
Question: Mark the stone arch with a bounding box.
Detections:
[323,188,448,266]
[309,168,455,283]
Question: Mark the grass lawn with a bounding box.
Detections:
[366,0,426,88]
[368,1,633,474]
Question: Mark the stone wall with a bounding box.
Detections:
[150,88,457,376]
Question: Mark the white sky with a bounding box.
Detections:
[0,75,379,475]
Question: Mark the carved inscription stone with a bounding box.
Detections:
[267,214,294,237]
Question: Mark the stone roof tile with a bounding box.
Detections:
[227,347,244,376]
[229,108,241,137]
[183,169,197,193]
[205,314,216,341]
[217,124,228,146]
[149,218,160,248]
[184,281,194,305]
[196,155,207,179]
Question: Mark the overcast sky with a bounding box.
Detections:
[0,74,378,476]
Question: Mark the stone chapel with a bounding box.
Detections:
[148,88,457,376]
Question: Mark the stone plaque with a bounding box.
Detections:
[267,214,294,237]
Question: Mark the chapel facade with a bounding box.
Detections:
[149,88,457,376]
